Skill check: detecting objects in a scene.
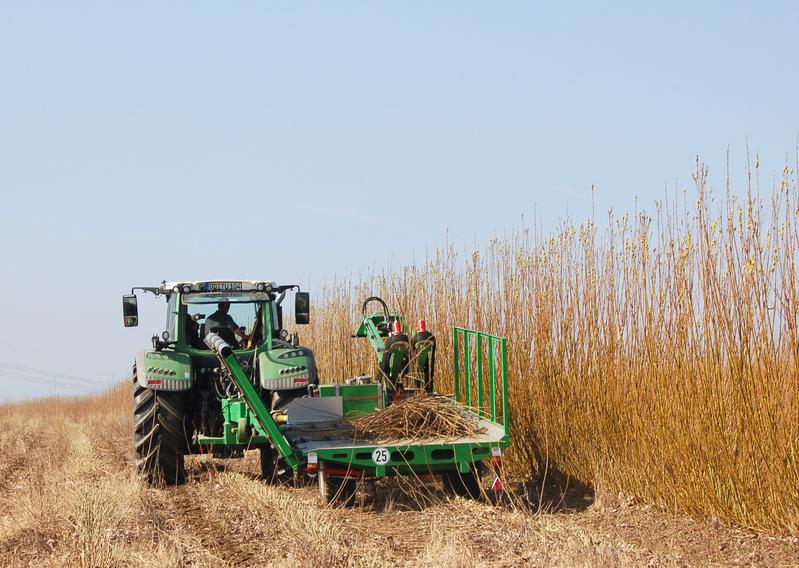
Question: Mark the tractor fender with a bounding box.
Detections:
[258,348,318,390]
[135,350,193,391]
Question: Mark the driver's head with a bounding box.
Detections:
[218,301,230,312]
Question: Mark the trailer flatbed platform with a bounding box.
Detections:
[281,404,508,476]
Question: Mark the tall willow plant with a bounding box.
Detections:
[300,161,798,534]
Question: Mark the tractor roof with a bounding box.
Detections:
[160,280,277,294]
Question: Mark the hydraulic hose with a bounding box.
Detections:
[361,296,390,319]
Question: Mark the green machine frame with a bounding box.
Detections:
[200,334,299,470]
[203,326,509,478]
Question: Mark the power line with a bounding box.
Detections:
[0,368,103,389]
[0,371,92,392]
[0,362,114,398]
[0,361,110,388]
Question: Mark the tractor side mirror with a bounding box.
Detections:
[123,294,139,327]
[295,292,310,325]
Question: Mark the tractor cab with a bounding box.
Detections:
[123,280,310,352]
[122,279,316,402]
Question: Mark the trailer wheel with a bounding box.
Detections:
[442,464,484,500]
[133,370,189,485]
[259,445,293,485]
[360,479,377,507]
[260,390,304,485]
[259,446,277,481]
[318,466,357,505]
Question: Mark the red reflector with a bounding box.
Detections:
[417,319,427,332]
[324,467,362,477]
[490,476,504,492]
[293,378,307,383]
[307,463,317,474]
[391,320,402,334]
[147,380,162,385]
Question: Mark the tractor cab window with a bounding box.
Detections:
[165,295,178,340]
[182,295,263,349]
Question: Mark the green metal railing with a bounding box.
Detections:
[452,327,509,435]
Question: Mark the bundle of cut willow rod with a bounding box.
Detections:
[354,395,484,442]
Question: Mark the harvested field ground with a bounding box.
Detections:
[1,386,797,567]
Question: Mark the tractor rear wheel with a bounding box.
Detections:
[133,371,189,485]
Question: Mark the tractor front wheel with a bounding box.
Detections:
[133,372,189,485]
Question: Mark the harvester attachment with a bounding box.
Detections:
[355,296,436,401]
[204,332,299,472]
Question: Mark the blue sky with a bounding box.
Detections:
[1,2,797,400]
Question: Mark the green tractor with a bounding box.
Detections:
[123,279,510,503]
[123,280,315,484]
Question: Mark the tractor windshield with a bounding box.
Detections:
[186,302,258,335]
[182,294,269,349]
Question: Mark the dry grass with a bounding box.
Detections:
[1,385,797,566]
[353,395,484,442]
[301,160,799,535]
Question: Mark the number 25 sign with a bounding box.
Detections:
[371,447,390,465]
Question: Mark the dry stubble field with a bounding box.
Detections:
[0,385,797,567]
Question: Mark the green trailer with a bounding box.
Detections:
[203,325,510,503]
[123,281,510,503]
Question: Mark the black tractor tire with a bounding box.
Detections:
[133,372,190,486]
[318,467,357,505]
[259,389,305,485]
[442,464,485,500]
[259,446,278,481]
[269,389,305,412]
[259,445,294,484]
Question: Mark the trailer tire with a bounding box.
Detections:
[442,464,484,500]
[259,445,293,484]
[133,370,189,486]
[259,446,276,481]
[259,391,304,485]
[318,467,357,505]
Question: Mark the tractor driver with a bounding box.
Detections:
[204,301,248,346]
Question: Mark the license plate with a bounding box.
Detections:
[202,282,243,292]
